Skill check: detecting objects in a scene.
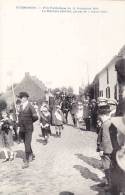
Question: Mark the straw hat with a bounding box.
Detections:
[116,147,125,172]
[111,117,125,135]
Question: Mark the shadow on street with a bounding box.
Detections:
[74,165,101,182]
[74,153,110,195]
[73,165,110,195]
[75,153,103,170]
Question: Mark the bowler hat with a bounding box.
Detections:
[18,92,29,98]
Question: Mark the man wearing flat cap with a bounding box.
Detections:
[18,92,38,169]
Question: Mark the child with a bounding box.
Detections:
[0,110,14,162]
[97,100,114,191]
[54,105,64,137]
[40,105,51,144]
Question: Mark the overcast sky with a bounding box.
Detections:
[0,0,125,94]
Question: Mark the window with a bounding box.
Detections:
[107,68,109,84]
[114,84,117,100]
[99,90,103,97]
[106,87,110,98]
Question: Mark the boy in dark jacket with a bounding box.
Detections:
[18,92,38,169]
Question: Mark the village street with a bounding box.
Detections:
[0,116,105,195]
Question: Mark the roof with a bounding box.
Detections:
[2,72,47,105]
[118,45,125,57]
[93,45,125,82]
[31,76,47,91]
[96,55,117,78]
[14,72,47,93]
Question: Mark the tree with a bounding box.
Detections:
[0,98,7,112]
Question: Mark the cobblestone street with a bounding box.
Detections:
[0,118,105,195]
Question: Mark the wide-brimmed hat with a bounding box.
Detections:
[56,105,61,109]
[111,116,125,135]
[97,97,108,106]
[18,92,29,99]
[116,148,125,172]
[108,98,118,106]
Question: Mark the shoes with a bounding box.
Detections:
[56,131,58,136]
[10,154,14,161]
[22,162,29,169]
[32,154,35,160]
[2,158,9,163]
[29,154,35,162]
[10,157,14,161]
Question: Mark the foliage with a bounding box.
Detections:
[0,98,7,112]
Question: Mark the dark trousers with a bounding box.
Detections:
[20,130,33,161]
[41,128,49,138]
[85,118,90,131]
[63,111,69,123]
[71,114,77,126]
[13,122,18,140]
[92,115,97,129]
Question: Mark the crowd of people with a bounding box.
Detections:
[96,97,125,195]
[0,90,125,194]
[0,91,65,169]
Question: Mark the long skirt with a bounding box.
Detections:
[0,130,14,148]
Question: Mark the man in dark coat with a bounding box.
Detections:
[18,92,38,169]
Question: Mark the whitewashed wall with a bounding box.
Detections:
[98,63,118,99]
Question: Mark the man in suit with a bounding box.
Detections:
[18,92,38,169]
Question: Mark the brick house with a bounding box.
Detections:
[3,72,47,105]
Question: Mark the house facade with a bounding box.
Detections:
[93,45,125,101]
[3,72,47,105]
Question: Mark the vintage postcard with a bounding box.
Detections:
[0,0,125,195]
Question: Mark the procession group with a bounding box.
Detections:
[0,91,97,169]
[0,91,66,169]
[0,90,125,195]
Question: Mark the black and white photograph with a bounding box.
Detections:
[0,0,125,194]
